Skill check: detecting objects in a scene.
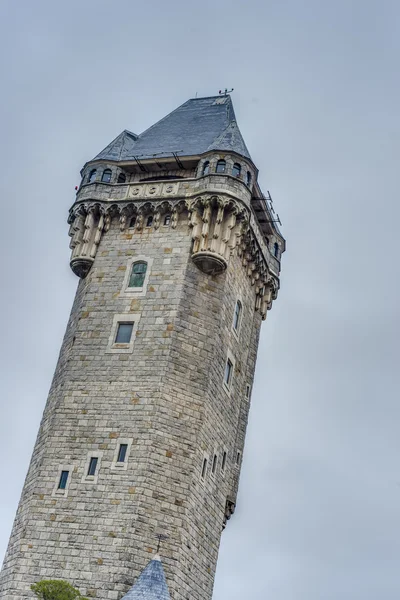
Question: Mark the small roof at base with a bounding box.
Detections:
[121,555,171,600]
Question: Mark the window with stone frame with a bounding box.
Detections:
[202,161,210,175]
[216,159,226,173]
[101,169,112,183]
[233,300,242,332]
[232,163,241,177]
[115,323,133,344]
[128,262,147,288]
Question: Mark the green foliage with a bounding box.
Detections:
[31,579,88,600]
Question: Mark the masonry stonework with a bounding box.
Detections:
[0,95,284,600]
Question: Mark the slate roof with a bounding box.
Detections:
[93,95,251,162]
[120,555,171,600]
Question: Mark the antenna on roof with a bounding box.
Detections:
[219,88,234,96]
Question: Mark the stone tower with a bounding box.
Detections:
[0,95,284,600]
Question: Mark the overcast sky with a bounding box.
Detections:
[0,1,399,598]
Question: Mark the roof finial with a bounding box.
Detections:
[219,88,234,96]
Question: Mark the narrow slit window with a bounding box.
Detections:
[236,451,241,465]
[129,216,137,228]
[88,169,97,183]
[201,457,208,479]
[274,242,279,258]
[128,262,147,288]
[212,454,217,475]
[58,470,69,490]
[118,172,126,183]
[246,384,251,399]
[221,451,227,472]
[233,300,242,331]
[232,163,241,177]
[164,214,171,226]
[101,169,112,183]
[87,457,98,477]
[202,161,210,175]
[224,359,233,387]
[115,323,133,344]
[216,159,226,173]
[246,171,252,187]
[146,215,153,227]
[117,444,128,463]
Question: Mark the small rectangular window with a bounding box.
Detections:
[236,451,241,465]
[212,454,217,475]
[58,470,69,490]
[221,451,227,472]
[117,444,128,463]
[87,457,98,477]
[246,384,251,398]
[115,323,133,344]
[201,457,207,479]
[224,359,233,386]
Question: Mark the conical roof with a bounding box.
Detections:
[120,555,171,600]
[93,95,251,162]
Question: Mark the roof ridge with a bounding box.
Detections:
[138,99,192,137]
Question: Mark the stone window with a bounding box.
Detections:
[115,323,133,344]
[122,256,153,298]
[58,470,69,490]
[88,169,97,183]
[117,444,128,463]
[224,359,233,387]
[221,451,227,472]
[232,163,241,177]
[233,300,242,332]
[223,350,235,392]
[129,262,147,289]
[111,439,133,470]
[87,457,98,477]
[52,464,73,497]
[211,454,218,476]
[246,171,252,187]
[129,216,137,228]
[118,172,126,183]
[146,215,153,227]
[107,313,140,354]
[82,452,103,484]
[202,161,210,175]
[236,451,241,465]
[246,384,251,399]
[163,214,171,226]
[274,242,279,258]
[216,159,226,173]
[201,457,208,479]
[101,169,112,183]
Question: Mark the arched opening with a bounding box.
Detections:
[128,261,147,288]
[164,214,171,226]
[101,169,112,183]
[202,161,210,175]
[274,242,279,258]
[232,163,241,177]
[233,300,242,331]
[246,171,251,187]
[146,215,153,227]
[118,172,126,183]
[129,216,136,228]
[88,169,96,183]
[216,159,226,173]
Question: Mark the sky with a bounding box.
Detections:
[0,0,399,598]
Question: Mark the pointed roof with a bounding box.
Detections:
[93,95,251,162]
[121,555,171,600]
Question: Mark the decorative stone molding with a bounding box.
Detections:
[67,195,279,314]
